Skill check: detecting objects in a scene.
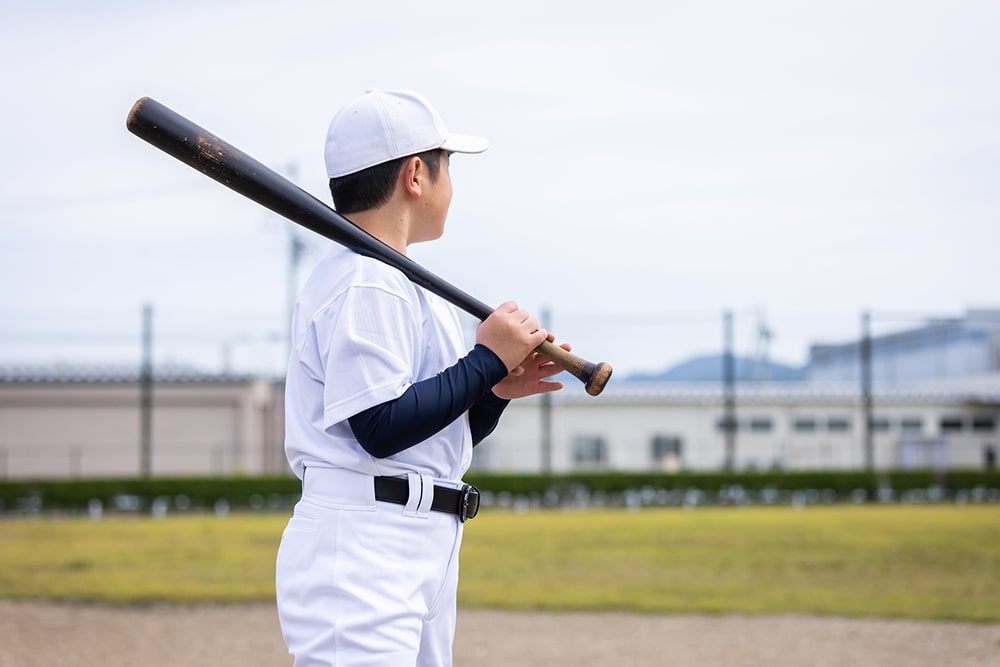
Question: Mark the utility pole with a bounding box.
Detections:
[540,307,553,475]
[753,309,772,382]
[860,310,874,471]
[723,310,736,470]
[140,303,153,478]
[287,231,306,362]
[285,162,305,366]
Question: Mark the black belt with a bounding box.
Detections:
[374,476,481,522]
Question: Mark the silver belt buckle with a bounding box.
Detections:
[459,484,480,522]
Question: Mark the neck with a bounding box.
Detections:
[348,204,410,255]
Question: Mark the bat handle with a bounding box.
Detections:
[534,339,613,396]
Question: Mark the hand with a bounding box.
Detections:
[492,335,569,400]
[476,301,549,371]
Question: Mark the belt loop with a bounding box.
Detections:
[416,474,435,516]
[402,473,423,517]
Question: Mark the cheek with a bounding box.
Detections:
[431,182,452,215]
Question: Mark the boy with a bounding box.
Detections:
[275,88,568,667]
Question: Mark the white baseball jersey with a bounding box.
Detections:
[278,242,473,666]
[283,243,473,482]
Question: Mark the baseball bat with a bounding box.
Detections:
[126,97,612,396]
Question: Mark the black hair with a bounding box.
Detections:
[329,150,443,214]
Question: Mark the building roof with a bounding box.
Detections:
[0,363,260,385]
[810,309,1000,360]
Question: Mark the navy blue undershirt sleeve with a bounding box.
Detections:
[348,344,510,458]
[468,390,510,445]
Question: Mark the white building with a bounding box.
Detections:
[473,378,1000,474]
[0,366,285,479]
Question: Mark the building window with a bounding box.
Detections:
[827,417,851,433]
[715,416,773,433]
[572,435,607,467]
[940,417,964,433]
[715,416,739,433]
[651,435,682,470]
[793,417,817,433]
[972,416,996,433]
[872,417,891,432]
[900,417,923,433]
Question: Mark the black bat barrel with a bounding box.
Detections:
[126,97,494,321]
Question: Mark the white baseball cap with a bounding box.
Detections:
[324,88,489,178]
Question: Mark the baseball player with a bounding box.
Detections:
[275,88,569,667]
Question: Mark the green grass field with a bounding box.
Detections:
[1,505,998,621]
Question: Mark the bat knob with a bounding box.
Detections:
[584,361,613,396]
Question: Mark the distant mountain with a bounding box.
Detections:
[625,354,806,383]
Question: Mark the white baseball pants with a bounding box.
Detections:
[276,467,464,667]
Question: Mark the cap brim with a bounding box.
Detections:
[441,132,489,154]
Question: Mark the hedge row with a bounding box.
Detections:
[2,469,998,514]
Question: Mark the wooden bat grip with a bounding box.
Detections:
[535,340,613,397]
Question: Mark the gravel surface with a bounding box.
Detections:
[1,600,998,666]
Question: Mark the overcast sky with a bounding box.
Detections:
[1,0,997,382]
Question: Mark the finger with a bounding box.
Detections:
[533,352,562,369]
[535,379,565,393]
[536,364,565,379]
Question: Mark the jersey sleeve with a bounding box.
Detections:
[309,283,424,432]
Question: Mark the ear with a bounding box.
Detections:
[400,155,424,198]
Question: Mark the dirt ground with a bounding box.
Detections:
[1,600,998,667]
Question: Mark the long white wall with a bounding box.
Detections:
[1,378,997,479]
